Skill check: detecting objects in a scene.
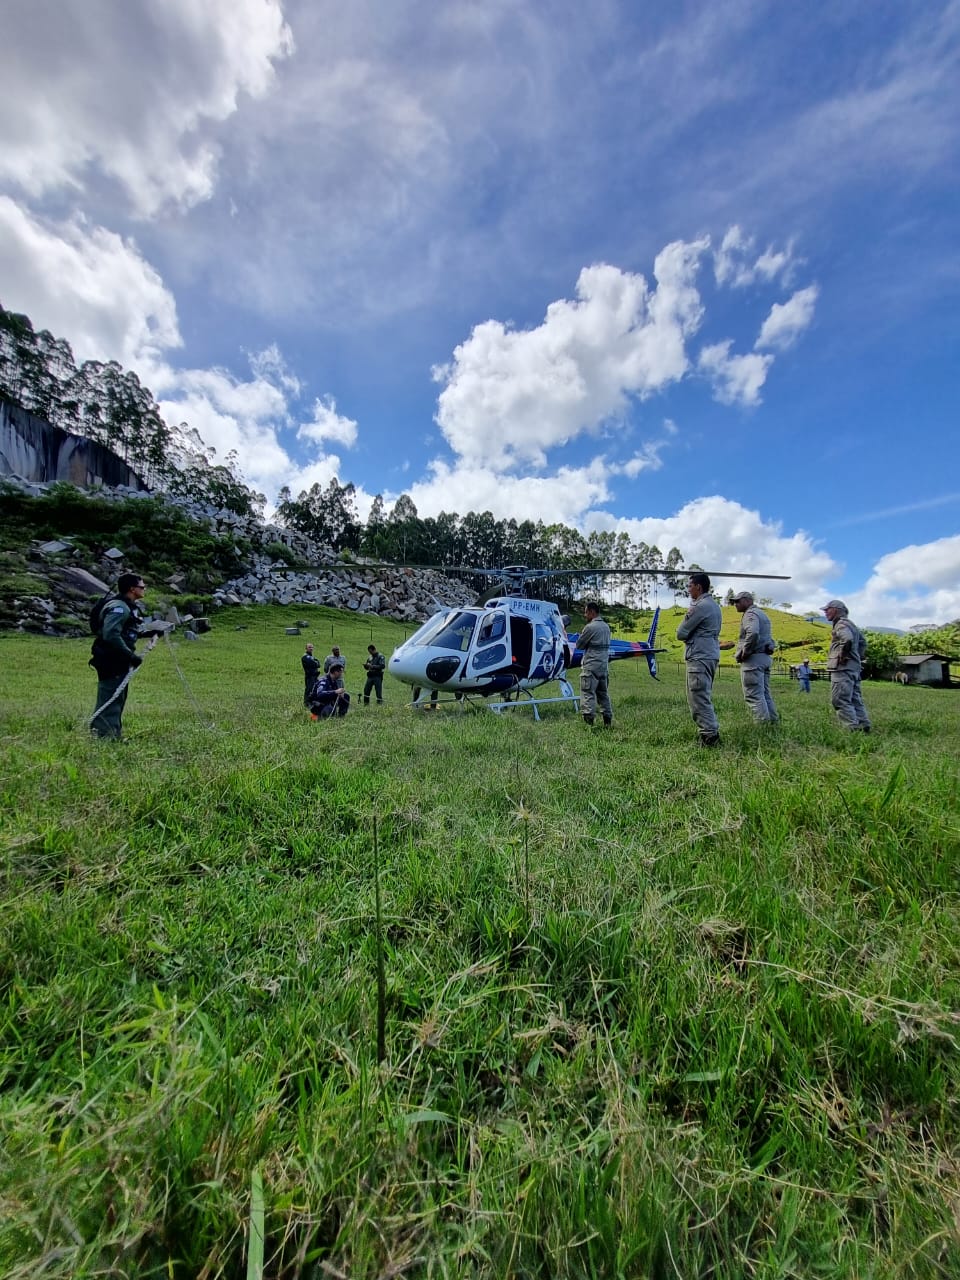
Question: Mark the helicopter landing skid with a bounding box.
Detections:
[486,679,579,722]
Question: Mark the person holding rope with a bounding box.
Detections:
[89,573,146,739]
[308,661,351,719]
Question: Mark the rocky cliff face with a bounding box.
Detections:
[0,400,148,490]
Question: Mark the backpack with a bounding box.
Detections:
[89,593,116,636]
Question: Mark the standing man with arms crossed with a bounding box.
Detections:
[677,572,722,747]
[89,572,146,740]
[732,590,779,723]
[578,600,613,727]
[823,600,871,732]
[324,645,346,675]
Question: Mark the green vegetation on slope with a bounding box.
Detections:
[1,607,958,1278]
[0,482,249,624]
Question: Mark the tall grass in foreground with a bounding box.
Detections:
[0,607,958,1278]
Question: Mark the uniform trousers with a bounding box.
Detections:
[685,659,719,738]
[580,668,612,723]
[741,666,779,722]
[830,669,871,730]
[92,676,128,739]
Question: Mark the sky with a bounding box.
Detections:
[1,0,958,627]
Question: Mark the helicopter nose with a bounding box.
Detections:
[425,656,460,684]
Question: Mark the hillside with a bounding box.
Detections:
[616,603,831,665]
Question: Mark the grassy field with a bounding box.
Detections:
[1,605,958,1279]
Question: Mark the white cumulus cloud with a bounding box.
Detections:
[298,397,359,449]
[714,225,795,288]
[0,197,181,368]
[0,0,293,216]
[433,239,710,470]
[589,496,838,605]
[842,534,960,628]
[698,341,773,407]
[400,456,614,528]
[756,285,819,351]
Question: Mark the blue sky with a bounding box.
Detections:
[1,0,958,625]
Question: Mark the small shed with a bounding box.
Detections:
[895,654,952,687]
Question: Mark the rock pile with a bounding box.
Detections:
[2,476,475,633]
[214,558,474,619]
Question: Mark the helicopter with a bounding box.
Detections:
[386,564,789,717]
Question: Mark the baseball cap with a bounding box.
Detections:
[822,599,847,612]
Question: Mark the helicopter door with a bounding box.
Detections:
[470,609,509,675]
[509,616,533,678]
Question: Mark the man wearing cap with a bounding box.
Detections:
[823,600,871,732]
[732,591,779,724]
[676,572,722,746]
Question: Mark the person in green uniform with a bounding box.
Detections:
[90,573,146,739]
[578,600,613,726]
[823,599,871,731]
[362,643,386,704]
[677,572,722,746]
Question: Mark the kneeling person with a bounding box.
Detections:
[309,661,351,719]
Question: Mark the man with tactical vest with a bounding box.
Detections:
[362,643,386,704]
[90,573,146,739]
[732,590,779,723]
[823,599,871,732]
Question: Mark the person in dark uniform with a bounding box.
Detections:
[362,643,386,704]
[90,573,146,739]
[309,662,351,718]
[301,643,321,705]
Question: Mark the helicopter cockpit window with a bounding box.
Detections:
[535,623,551,651]
[410,610,477,651]
[477,611,506,645]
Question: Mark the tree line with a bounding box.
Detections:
[0,303,264,517]
[274,480,699,606]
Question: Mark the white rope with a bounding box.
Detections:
[87,634,158,728]
[161,631,218,729]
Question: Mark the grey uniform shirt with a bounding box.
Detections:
[735,605,774,670]
[827,617,867,672]
[577,617,611,674]
[676,595,722,662]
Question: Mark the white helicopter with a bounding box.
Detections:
[387,564,789,718]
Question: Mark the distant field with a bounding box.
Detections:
[1,606,958,1279]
